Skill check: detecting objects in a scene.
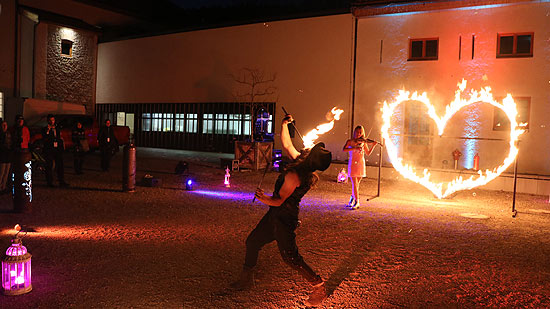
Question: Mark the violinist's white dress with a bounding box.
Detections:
[348,146,366,178]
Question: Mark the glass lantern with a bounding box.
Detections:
[2,237,32,295]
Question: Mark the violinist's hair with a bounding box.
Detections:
[353,125,365,138]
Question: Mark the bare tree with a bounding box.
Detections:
[230,68,277,142]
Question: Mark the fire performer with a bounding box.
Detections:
[231,114,332,307]
[342,125,378,209]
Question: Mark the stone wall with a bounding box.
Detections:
[46,24,97,114]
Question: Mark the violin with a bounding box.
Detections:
[355,137,379,144]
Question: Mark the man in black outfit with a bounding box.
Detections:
[231,114,332,306]
[98,119,118,172]
[42,114,69,187]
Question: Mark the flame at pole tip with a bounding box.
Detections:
[303,107,344,149]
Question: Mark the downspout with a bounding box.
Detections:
[350,15,358,134]
[13,0,19,97]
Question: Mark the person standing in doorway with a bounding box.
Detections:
[342,125,378,209]
[0,120,12,194]
[98,119,118,172]
[42,114,69,187]
[72,121,87,174]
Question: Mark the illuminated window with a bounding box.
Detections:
[186,114,197,133]
[151,113,173,132]
[142,113,151,131]
[175,114,185,132]
[61,39,73,57]
[408,38,438,61]
[228,114,242,135]
[215,114,228,134]
[116,112,125,126]
[202,114,214,134]
[405,102,432,145]
[244,114,251,136]
[497,33,533,58]
[493,97,530,131]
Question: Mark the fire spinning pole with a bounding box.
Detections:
[367,132,384,201]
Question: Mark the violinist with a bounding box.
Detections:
[342,125,378,209]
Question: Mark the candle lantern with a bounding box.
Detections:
[224,167,231,187]
[337,168,348,183]
[2,235,32,295]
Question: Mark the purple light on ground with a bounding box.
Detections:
[191,189,252,201]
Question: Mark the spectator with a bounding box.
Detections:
[42,114,69,187]
[11,114,30,151]
[98,119,118,172]
[0,120,11,194]
[72,121,87,175]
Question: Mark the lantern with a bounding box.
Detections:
[185,178,194,191]
[2,236,32,295]
[337,168,348,183]
[224,167,231,188]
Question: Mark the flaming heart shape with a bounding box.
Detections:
[381,79,526,198]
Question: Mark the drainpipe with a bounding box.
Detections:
[13,0,19,98]
[350,15,358,134]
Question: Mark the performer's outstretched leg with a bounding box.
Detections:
[275,216,326,306]
[231,212,275,290]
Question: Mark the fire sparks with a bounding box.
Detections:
[303,107,344,149]
[381,79,526,198]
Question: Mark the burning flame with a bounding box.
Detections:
[303,107,344,149]
[381,79,526,198]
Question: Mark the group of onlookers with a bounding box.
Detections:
[0,114,119,194]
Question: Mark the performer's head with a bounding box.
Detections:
[286,142,332,189]
[353,125,365,139]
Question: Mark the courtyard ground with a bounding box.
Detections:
[1,147,550,308]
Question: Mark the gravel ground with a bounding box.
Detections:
[1,147,550,308]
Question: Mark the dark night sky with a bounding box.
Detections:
[99,0,353,41]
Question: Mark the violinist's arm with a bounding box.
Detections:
[363,140,377,156]
[342,139,356,152]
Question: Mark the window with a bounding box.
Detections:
[116,112,125,126]
[61,39,73,57]
[215,114,228,134]
[151,113,173,132]
[493,97,530,131]
[408,38,438,61]
[243,114,251,136]
[186,113,198,133]
[228,114,242,135]
[202,114,214,134]
[405,102,432,145]
[175,114,185,132]
[497,33,533,58]
[142,113,152,132]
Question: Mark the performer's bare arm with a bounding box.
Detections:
[254,172,300,206]
[281,115,301,160]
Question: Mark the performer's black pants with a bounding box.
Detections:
[244,209,322,284]
[44,150,64,184]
